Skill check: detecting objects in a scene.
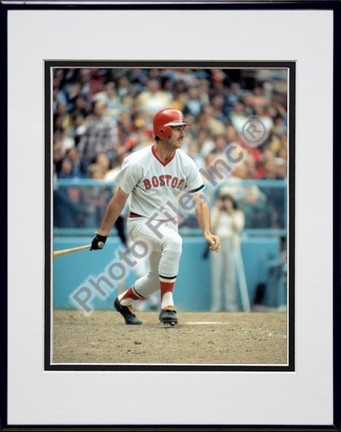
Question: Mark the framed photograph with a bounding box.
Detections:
[46,61,294,372]
[3,1,340,430]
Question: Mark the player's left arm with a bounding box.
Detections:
[193,192,220,252]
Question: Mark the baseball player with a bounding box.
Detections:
[90,108,220,325]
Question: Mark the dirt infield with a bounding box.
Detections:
[52,309,287,365]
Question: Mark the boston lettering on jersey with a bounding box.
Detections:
[142,175,185,190]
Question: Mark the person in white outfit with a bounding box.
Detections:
[90,108,220,325]
[210,192,245,312]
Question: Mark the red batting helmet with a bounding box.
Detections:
[153,108,190,139]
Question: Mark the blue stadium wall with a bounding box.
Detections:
[52,235,286,312]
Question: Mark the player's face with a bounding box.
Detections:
[168,126,186,149]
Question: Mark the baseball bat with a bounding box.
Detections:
[53,244,92,258]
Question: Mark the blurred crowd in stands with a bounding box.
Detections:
[52,67,288,229]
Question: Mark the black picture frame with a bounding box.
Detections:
[2,1,340,431]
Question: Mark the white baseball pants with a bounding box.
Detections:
[126,217,182,298]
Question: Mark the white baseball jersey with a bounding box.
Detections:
[116,144,205,220]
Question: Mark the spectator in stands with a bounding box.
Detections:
[57,148,83,179]
[70,112,87,147]
[54,100,72,132]
[83,163,111,227]
[116,73,134,105]
[209,192,245,312]
[262,157,281,180]
[66,82,88,114]
[260,157,287,229]
[210,93,228,123]
[136,78,173,114]
[221,161,268,228]
[77,99,119,174]
[93,81,121,119]
[65,147,82,177]
[72,93,91,118]
[88,163,107,180]
[53,86,67,115]
[93,151,110,174]
[198,105,226,136]
[183,84,204,117]
[229,102,249,134]
[53,127,75,165]
[275,158,287,179]
[79,68,105,100]
[57,158,74,179]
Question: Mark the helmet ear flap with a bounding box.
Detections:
[158,126,172,139]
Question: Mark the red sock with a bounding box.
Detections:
[160,277,176,309]
[118,286,144,306]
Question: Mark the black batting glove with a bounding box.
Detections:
[90,233,107,250]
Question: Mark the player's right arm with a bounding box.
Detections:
[91,154,142,250]
[98,187,129,236]
[90,187,129,250]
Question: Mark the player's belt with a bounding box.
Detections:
[129,212,145,218]
[128,211,177,223]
